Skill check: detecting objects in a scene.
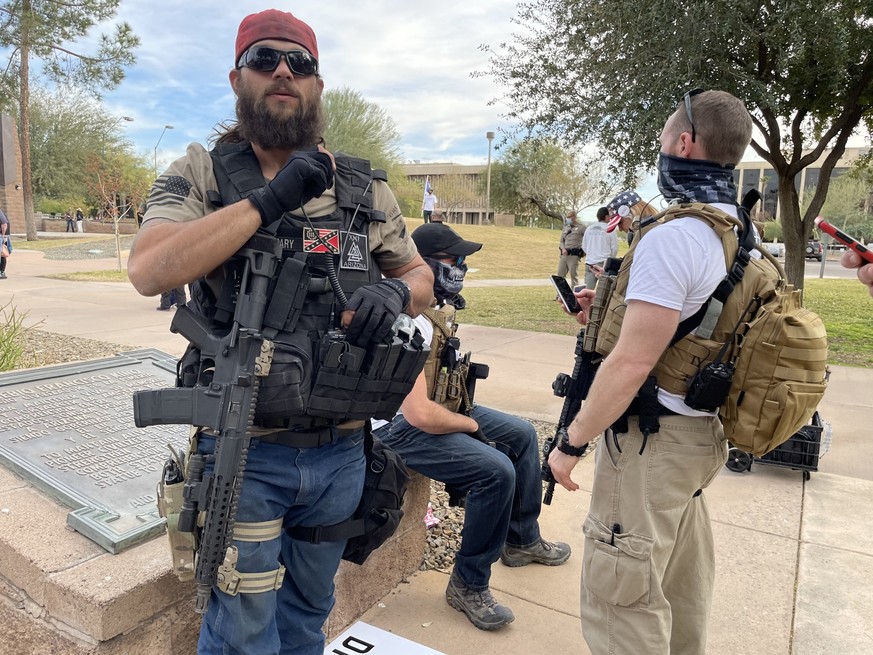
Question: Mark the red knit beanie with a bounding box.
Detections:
[235,9,318,65]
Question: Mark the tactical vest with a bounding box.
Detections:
[421,305,469,413]
[594,202,828,455]
[177,142,425,424]
[594,203,749,395]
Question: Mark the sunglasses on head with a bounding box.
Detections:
[682,88,704,142]
[237,46,319,76]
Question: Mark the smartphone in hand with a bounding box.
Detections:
[814,216,873,264]
[550,275,581,313]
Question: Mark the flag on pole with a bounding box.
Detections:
[423,176,431,199]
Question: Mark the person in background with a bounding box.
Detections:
[422,186,438,223]
[605,190,659,246]
[65,210,76,233]
[0,207,10,279]
[581,206,618,289]
[75,208,85,233]
[156,285,188,311]
[557,210,585,288]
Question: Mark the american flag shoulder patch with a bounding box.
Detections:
[149,175,194,208]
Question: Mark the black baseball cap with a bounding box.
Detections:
[412,224,483,258]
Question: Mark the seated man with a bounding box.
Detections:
[372,223,571,631]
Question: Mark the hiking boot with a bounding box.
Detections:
[445,570,514,631]
[500,538,571,567]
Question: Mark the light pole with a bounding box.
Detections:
[154,125,174,177]
[485,131,495,225]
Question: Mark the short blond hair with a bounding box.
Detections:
[667,90,752,166]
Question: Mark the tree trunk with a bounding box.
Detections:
[18,2,37,241]
[777,175,807,288]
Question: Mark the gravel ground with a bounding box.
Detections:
[14,258,576,574]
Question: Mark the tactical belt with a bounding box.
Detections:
[622,398,679,417]
[254,426,361,448]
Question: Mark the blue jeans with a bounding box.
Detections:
[195,430,366,655]
[373,405,542,589]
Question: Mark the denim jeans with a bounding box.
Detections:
[373,405,542,589]
[195,430,366,655]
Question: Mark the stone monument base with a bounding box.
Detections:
[0,464,429,654]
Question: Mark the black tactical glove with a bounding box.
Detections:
[344,278,411,347]
[248,149,334,227]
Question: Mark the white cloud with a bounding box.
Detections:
[98,0,523,172]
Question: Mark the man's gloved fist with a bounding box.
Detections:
[248,149,334,227]
[344,278,411,347]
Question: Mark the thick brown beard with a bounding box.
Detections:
[235,79,324,151]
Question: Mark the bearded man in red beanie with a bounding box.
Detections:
[128,9,433,655]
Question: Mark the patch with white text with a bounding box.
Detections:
[340,232,369,271]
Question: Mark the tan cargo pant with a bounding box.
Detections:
[580,415,728,655]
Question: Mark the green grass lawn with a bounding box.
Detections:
[42,219,872,367]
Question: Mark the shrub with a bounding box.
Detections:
[0,300,29,372]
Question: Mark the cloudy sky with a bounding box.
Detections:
[99,1,527,174]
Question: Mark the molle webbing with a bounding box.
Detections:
[594,203,745,396]
[421,305,467,413]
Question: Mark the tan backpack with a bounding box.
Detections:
[595,203,828,456]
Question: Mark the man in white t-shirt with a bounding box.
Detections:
[548,90,754,655]
[581,206,618,289]
[422,187,438,223]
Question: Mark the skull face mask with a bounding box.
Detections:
[425,257,468,303]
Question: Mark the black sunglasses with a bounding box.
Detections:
[683,88,704,142]
[237,46,319,76]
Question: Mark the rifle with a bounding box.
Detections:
[541,256,621,505]
[133,233,282,613]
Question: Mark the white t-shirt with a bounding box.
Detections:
[370,313,435,432]
[581,221,618,265]
[626,203,737,414]
[423,192,437,212]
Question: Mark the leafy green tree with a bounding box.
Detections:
[0,0,138,240]
[805,174,873,243]
[489,137,613,228]
[322,87,402,174]
[27,86,133,206]
[483,0,873,287]
[320,86,417,214]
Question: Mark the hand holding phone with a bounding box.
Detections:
[550,275,581,313]
[814,216,873,264]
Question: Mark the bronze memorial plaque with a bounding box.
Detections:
[0,349,189,553]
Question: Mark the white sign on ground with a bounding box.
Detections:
[325,621,446,655]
